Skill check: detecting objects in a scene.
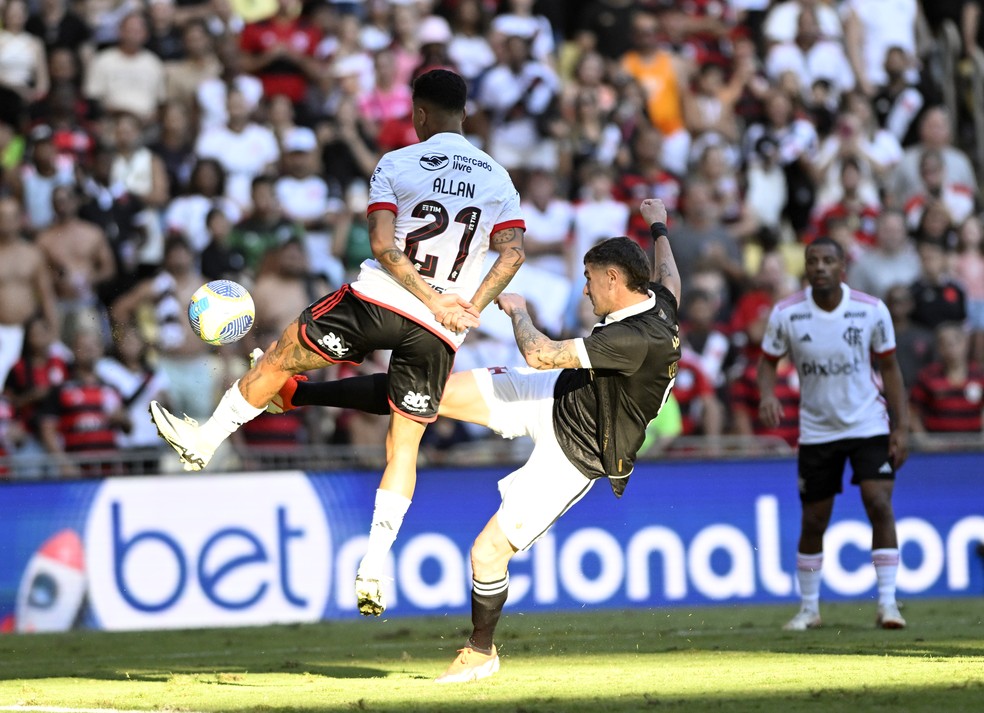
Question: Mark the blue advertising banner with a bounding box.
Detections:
[0,453,981,633]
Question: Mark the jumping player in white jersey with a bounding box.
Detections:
[149,69,526,616]
[758,236,909,631]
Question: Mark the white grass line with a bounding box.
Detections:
[0,707,208,713]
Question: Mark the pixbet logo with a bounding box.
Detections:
[83,474,331,630]
[800,358,861,376]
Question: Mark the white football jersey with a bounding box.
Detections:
[352,132,524,347]
[762,284,896,444]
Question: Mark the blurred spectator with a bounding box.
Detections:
[9,124,75,233]
[910,323,984,437]
[329,180,371,279]
[683,60,751,165]
[357,47,413,140]
[200,207,247,281]
[275,126,345,285]
[164,20,220,108]
[615,127,682,245]
[563,83,622,197]
[671,178,744,290]
[812,91,902,209]
[871,46,924,145]
[903,148,975,232]
[619,10,690,175]
[111,112,170,270]
[83,12,165,123]
[847,210,920,300]
[765,5,854,103]
[35,184,116,342]
[447,0,495,89]
[196,36,264,133]
[910,197,959,249]
[884,283,934,388]
[491,0,556,65]
[251,237,331,340]
[575,0,637,60]
[0,196,59,388]
[151,101,198,197]
[239,0,321,106]
[37,81,95,167]
[680,288,731,389]
[0,392,25,477]
[560,50,617,120]
[358,0,391,54]
[743,89,818,236]
[843,0,917,97]
[671,351,724,439]
[194,88,280,211]
[145,0,184,62]
[908,239,967,330]
[37,328,129,477]
[111,236,222,421]
[570,165,629,266]
[164,159,242,254]
[477,22,561,187]
[84,0,141,50]
[318,95,378,188]
[413,14,458,81]
[519,169,573,278]
[954,216,984,362]
[4,315,69,465]
[890,107,976,205]
[0,0,51,128]
[388,3,422,87]
[731,356,799,449]
[229,174,305,274]
[730,250,797,366]
[692,142,759,241]
[763,0,843,45]
[743,133,787,234]
[95,328,170,472]
[807,157,880,251]
[265,93,300,148]
[26,0,93,63]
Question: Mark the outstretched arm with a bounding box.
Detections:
[639,199,682,306]
[496,293,581,369]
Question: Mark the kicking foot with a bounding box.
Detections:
[355,576,385,616]
[876,602,906,629]
[250,348,306,414]
[149,401,213,471]
[435,645,500,684]
[783,608,822,631]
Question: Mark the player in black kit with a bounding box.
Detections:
[263,198,681,682]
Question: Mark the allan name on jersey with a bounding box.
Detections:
[433,178,476,199]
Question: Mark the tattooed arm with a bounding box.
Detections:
[639,198,682,306]
[368,208,479,331]
[496,293,581,369]
[468,226,526,312]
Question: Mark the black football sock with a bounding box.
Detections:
[291,373,390,415]
[468,575,508,654]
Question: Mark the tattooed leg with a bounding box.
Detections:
[238,319,331,408]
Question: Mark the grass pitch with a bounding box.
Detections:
[0,599,982,713]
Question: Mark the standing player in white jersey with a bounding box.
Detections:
[758,236,910,631]
[149,69,526,615]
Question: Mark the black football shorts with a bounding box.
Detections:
[297,285,454,421]
[796,435,894,502]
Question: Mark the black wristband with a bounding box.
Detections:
[650,221,668,240]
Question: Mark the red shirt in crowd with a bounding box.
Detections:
[910,363,984,433]
[240,17,320,103]
[730,360,801,448]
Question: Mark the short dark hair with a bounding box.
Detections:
[584,237,652,294]
[806,235,845,259]
[412,69,467,113]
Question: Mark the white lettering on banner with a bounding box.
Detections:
[397,534,466,608]
[558,529,624,604]
[626,527,687,600]
[820,521,874,595]
[756,497,794,596]
[947,516,984,589]
[334,536,398,610]
[896,519,944,592]
[688,525,755,600]
[83,474,330,630]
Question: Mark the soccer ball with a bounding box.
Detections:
[188,280,255,345]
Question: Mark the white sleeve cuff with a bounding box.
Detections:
[573,338,592,369]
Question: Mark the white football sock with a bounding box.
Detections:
[796,552,823,612]
[198,380,266,450]
[872,548,900,607]
[358,488,412,579]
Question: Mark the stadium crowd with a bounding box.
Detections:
[1,0,983,477]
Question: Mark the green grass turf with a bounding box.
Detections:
[0,599,982,713]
